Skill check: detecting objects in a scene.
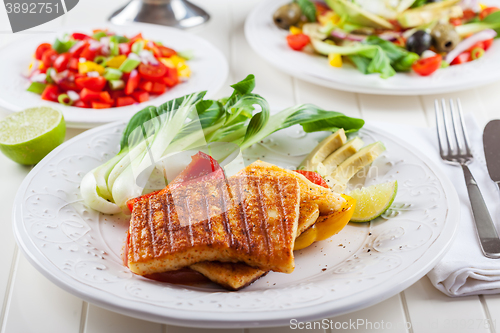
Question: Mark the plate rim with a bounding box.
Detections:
[0,22,229,128]
[13,120,460,328]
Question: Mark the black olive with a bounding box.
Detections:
[406,30,432,55]
[273,3,302,30]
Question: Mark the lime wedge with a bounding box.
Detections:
[0,107,66,165]
[349,181,398,222]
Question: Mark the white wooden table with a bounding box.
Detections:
[1,1,500,332]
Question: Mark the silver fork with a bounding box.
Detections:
[435,99,500,259]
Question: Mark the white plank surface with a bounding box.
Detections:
[84,304,163,333]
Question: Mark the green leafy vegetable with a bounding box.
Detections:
[53,38,75,54]
[295,0,317,22]
[80,75,365,213]
[26,82,46,94]
[411,0,428,8]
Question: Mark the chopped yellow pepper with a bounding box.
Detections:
[480,3,488,10]
[318,12,341,26]
[328,53,342,68]
[289,26,302,35]
[160,55,191,78]
[106,55,127,69]
[78,61,105,75]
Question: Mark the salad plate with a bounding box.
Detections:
[245,0,500,95]
[13,118,459,328]
[0,23,228,128]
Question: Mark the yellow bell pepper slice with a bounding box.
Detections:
[78,61,105,75]
[106,55,127,69]
[160,56,191,78]
[289,26,302,35]
[328,53,343,68]
[294,225,318,251]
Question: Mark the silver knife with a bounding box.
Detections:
[484,120,500,193]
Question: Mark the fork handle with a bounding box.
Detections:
[462,165,500,259]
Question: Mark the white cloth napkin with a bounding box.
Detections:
[372,114,500,297]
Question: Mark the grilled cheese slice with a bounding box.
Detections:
[128,175,301,275]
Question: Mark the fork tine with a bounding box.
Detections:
[456,99,472,156]
[441,98,455,155]
[434,100,445,156]
[449,99,464,155]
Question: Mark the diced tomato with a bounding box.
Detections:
[71,33,90,40]
[293,170,329,188]
[80,88,102,102]
[150,82,166,94]
[41,84,60,102]
[462,9,477,20]
[412,54,442,76]
[41,49,58,67]
[73,100,88,108]
[125,69,139,95]
[80,45,98,61]
[129,33,143,43]
[138,62,167,80]
[75,76,107,91]
[91,101,112,109]
[483,38,494,50]
[70,41,88,58]
[480,7,499,20]
[35,43,52,60]
[119,43,131,55]
[450,52,471,65]
[99,91,113,104]
[116,96,136,107]
[132,90,149,103]
[286,33,310,51]
[53,53,71,72]
[153,44,176,58]
[58,77,80,92]
[138,80,153,92]
[450,18,462,26]
[109,90,126,100]
[163,67,179,87]
[68,57,79,71]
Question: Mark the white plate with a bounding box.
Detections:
[245,0,500,95]
[13,121,459,328]
[0,23,228,128]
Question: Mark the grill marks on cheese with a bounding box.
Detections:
[128,175,300,275]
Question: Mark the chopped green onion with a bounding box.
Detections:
[110,35,129,43]
[26,82,47,94]
[471,47,485,60]
[94,56,107,66]
[119,58,141,73]
[177,50,194,60]
[46,68,55,84]
[58,94,74,106]
[132,40,144,54]
[155,41,163,46]
[440,61,450,68]
[92,31,107,40]
[110,42,119,57]
[53,38,75,54]
[104,68,123,80]
[109,80,125,90]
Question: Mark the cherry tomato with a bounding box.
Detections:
[41,84,60,102]
[70,41,88,59]
[483,38,494,50]
[35,43,52,60]
[153,45,176,58]
[286,33,310,51]
[293,170,329,188]
[71,33,90,40]
[53,53,71,72]
[41,49,58,68]
[125,69,139,95]
[412,54,442,76]
[450,18,462,26]
[138,62,167,80]
[163,67,179,87]
[58,76,80,92]
[68,57,79,71]
[480,7,499,20]
[450,52,471,65]
[462,9,476,20]
[75,76,107,91]
[116,96,136,107]
[80,45,98,61]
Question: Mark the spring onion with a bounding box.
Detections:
[92,31,107,40]
[26,82,47,94]
[58,94,73,106]
[53,38,76,54]
[104,68,123,80]
[177,50,194,60]
[110,42,119,57]
[46,68,55,84]
[132,40,145,54]
[119,58,141,73]
[94,56,107,66]
[109,80,125,90]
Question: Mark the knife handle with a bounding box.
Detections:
[462,165,500,259]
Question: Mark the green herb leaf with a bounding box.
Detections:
[296,0,317,22]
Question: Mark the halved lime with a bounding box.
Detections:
[0,107,65,165]
[349,181,398,222]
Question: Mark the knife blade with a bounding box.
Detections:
[484,119,500,190]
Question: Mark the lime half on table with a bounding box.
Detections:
[0,107,65,165]
[349,181,398,222]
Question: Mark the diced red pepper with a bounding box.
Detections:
[450,52,471,65]
[41,49,58,68]
[41,84,60,102]
[80,45,98,61]
[53,53,71,72]
[132,90,149,103]
[109,90,126,100]
[70,41,88,59]
[91,101,112,109]
[58,76,80,92]
[293,170,329,188]
[80,88,102,102]
[163,67,179,87]
[286,33,310,51]
[116,96,136,107]
[68,57,79,71]
[412,54,442,76]
[125,69,139,95]
[99,91,114,104]
[129,33,143,44]
[73,100,89,108]
[71,33,90,40]
[150,82,166,94]
[75,76,107,91]
[138,80,153,92]
[35,43,52,60]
